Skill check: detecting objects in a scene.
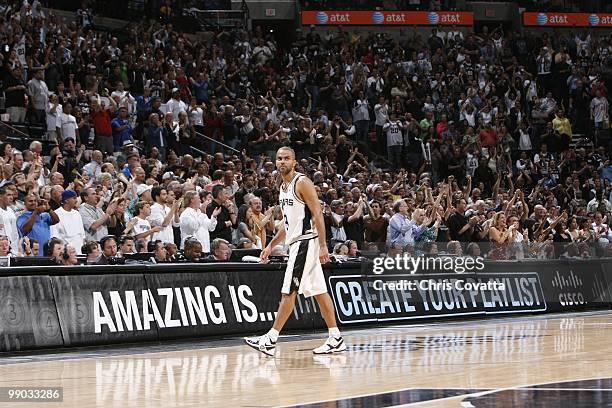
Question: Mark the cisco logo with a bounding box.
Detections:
[536,13,548,25]
[588,14,600,26]
[427,12,440,25]
[316,11,328,24]
[372,12,384,24]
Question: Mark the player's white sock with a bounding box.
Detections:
[328,327,341,338]
[267,328,280,343]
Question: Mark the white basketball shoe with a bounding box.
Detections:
[313,336,347,354]
[244,333,277,357]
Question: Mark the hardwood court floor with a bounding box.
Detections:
[2,311,612,407]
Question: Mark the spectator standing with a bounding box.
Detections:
[51,190,86,255]
[16,193,59,255]
[149,187,181,244]
[79,187,116,242]
[0,185,19,251]
[5,67,27,123]
[180,190,221,252]
[26,67,49,125]
[166,88,188,119]
[58,103,78,143]
[46,94,62,142]
[90,99,115,155]
[206,184,236,243]
[111,107,134,151]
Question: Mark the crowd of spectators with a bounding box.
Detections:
[0,0,610,265]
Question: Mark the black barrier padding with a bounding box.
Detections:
[546,260,612,311]
[597,261,612,305]
[145,272,234,339]
[0,260,611,353]
[481,260,611,313]
[51,274,158,346]
[225,268,313,333]
[0,275,62,352]
[326,270,485,325]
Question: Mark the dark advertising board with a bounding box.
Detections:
[0,275,62,352]
[143,270,318,339]
[0,260,610,352]
[328,271,547,325]
[51,274,159,346]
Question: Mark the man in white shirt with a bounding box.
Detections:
[51,189,85,255]
[57,102,78,142]
[0,184,19,252]
[383,113,405,171]
[374,96,389,155]
[166,88,187,119]
[148,186,180,244]
[110,81,136,114]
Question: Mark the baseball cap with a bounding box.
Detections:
[137,184,152,196]
[61,189,77,202]
[171,87,179,93]
[162,171,175,181]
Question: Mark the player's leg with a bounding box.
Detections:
[244,241,305,356]
[307,239,346,354]
[272,292,298,331]
[312,293,347,354]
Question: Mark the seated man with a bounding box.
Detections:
[60,245,79,266]
[147,239,168,263]
[206,238,231,261]
[170,237,203,262]
[44,237,65,265]
[96,235,119,265]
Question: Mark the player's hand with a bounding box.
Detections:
[260,245,272,263]
[319,245,330,264]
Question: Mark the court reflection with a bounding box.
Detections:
[87,318,589,406]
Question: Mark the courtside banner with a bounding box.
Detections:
[539,260,612,312]
[327,271,547,324]
[0,275,62,352]
[523,12,612,27]
[301,10,473,26]
[51,274,159,346]
[144,269,318,339]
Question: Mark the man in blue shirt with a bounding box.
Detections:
[111,107,133,151]
[16,193,60,255]
[191,72,210,104]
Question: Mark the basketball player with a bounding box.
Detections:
[244,147,346,356]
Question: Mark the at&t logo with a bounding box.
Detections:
[588,14,599,26]
[315,11,351,24]
[372,11,384,24]
[428,12,439,24]
[536,13,548,25]
[316,11,328,24]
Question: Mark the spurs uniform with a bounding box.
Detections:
[279,172,327,297]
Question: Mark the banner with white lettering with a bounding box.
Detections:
[51,274,159,346]
[536,260,612,312]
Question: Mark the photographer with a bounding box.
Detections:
[16,193,59,256]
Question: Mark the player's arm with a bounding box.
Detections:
[296,176,330,263]
[260,225,285,262]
